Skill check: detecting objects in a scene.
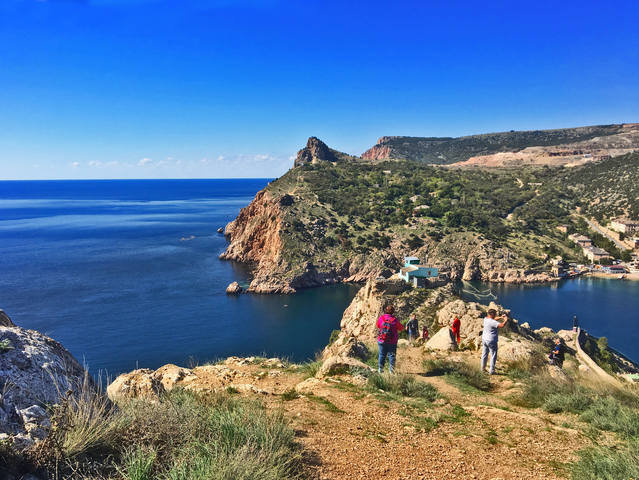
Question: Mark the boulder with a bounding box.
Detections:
[295,377,322,395]
[0,314,89,449]
[317,356,372,378]
[107,368,165,401]
[0,310,15,327]
[498,337,537,363]
[226,281,243,295]
[425,327,458,351]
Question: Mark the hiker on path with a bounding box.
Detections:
[406,313,419,343]
[377,305,404,374]
[549,338,565,368]
[451,316,461,345]
[480,309,508,375]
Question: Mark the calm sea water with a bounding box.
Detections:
[0,180,359,376]
[462,278,639,361]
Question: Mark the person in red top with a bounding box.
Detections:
[377,305,404,374]
[451,316,461,345]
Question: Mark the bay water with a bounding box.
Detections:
[0,180,358,376]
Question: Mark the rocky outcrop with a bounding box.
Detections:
[226,281,243,294]
[0,312,89,449]
[294,137,357,167]
[107,357,288,401]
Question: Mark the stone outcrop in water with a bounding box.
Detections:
[0,311,90,449]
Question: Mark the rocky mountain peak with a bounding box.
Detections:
[294,137,358,167]
[294,137,336,167]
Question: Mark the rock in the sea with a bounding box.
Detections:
[0,311,89,449]
[226,281,243,294]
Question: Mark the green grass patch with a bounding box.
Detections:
[27,386,305,480]
[366,373,438,401]
[305,394,345,414]
[423,358,491,393]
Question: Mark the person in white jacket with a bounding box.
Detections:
[480,309,508,374]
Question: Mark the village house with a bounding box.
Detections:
[399,256,439,287]
[569,233,593,248]
[602,265,627,274]
[610,218,639,235]
[551,256,568,277]
[556,224,570,234]
[583,246,611,263]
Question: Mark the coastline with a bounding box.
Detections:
[585,271,639,281]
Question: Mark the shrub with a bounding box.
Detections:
[28,387,305,480]
[580,396,639,438]
[543,391,593,414]
[570,439,639,480]
[423,358,491,392]
[367,373,438,401]
[509,373,572,408]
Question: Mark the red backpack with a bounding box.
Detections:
[379,315,394,344]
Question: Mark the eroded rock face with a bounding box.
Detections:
[0,312,89,449]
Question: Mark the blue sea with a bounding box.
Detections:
[462,278,639,361]
[0,180,359,376]
[0,180,637,376]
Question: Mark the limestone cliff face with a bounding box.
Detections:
[219,190,294,293]
[0,311,90,450]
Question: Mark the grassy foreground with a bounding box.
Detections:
[4,387,304,480]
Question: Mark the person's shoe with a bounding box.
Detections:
[378,368,382,374]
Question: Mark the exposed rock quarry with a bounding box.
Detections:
[0,312,89,449]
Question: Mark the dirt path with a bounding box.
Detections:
[257,347,586,480]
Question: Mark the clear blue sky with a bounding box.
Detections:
[1,0,637,179]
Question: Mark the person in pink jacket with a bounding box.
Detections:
[377,305,404,374]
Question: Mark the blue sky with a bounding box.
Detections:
[0,0,637,179]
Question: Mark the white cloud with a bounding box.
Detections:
[70,161,80,168]
[88,160,102,167]
[137,157,153,166]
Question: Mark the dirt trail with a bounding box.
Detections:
[250,346,586,480]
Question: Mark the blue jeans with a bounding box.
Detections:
[378,343,397,373]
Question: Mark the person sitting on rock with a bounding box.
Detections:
[480,309,508,375]
[549,338,565,368]
[377,305,404,374]
[406,313,419,343]
[451,316,461,345]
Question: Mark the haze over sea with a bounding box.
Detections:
[0,179,637,376]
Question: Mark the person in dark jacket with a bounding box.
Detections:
[406,313,419,343]
[549,338,565,367]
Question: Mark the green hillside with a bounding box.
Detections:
[364,124,626,164]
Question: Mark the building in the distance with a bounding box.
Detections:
[583,246,612,263]
[399,256,439,287]
[569,233,593,248]
[610,218,639,235]
[556,224,570,234]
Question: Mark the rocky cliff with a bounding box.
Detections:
[294,136,359,167]
[0,311,90,450]
[361,123,639,165]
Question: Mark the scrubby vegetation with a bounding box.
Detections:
[14,388,304,480]
[367,372,439,401]
[422,358,492,392]
[366,125,625,164]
